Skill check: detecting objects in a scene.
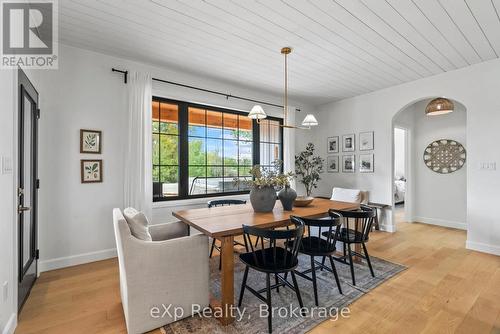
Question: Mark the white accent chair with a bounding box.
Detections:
[113,208,210,334]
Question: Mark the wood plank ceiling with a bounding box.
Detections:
[58,0,500,105]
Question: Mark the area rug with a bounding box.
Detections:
[162,253,406,334]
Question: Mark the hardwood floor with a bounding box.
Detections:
[16,219,500,334]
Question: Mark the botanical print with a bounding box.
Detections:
[80,129,101,153]
[342,155,355,173]
[81,160,102,183]
[327,136,339,153]
[327,156,339,173]
[342,134,355,152]
[359,154,374,173]
[359,131,374,151]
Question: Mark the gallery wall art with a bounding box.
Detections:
[80,129,102,154]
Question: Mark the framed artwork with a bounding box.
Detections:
[81,159,103,183]
[342,134,355,152]
[327,156,339,173]
[359,154,374,173]
[327,136,339,153]
[342,155,355,173]
[80,129,102,154]
[359,131,374,151]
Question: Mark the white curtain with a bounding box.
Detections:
[283,106,296,189]
[124,71,153,220]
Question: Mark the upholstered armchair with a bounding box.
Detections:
[113,209,209,334]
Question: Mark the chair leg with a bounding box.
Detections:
[343,242,347,263]
[254,236,261,247]
[347,244,356,286]
[362,242,375,277]
[209,238,217,258]
[218,249,222,271]
[238,266,249,307]
[328,256,343,294]
[320,256,326,271]
[266,273,272,333]
[275,274,279,293]
[310,256,319,306]
[290,271,304,313]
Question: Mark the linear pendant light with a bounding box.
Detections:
[248,47,318,129]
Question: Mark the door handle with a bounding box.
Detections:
[18,205,30,213]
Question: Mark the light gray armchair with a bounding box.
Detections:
[113,209,209,334]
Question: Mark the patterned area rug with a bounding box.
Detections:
[162,253,406,334]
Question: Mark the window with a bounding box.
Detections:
[259,119,282,171]
[152,101,179,197]
[152,97,283,201]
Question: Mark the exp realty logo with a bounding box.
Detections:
[1,0,58,69]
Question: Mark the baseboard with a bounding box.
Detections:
[2,313,17,334]
[378,223,396,233]
[413,216,466,230]
[39,248,117,272]
[466,240,500,256]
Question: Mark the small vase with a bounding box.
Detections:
[278,186,297,211]
[249,186,277,213]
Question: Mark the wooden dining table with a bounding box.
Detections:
[172,198,360,325]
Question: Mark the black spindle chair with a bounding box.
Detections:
[290,213,343,306]
[322,205,377,286]
[238,217,305,333]
[207,199,247,270]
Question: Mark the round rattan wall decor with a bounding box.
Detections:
[423,139,466,174]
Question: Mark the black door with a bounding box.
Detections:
[18,68,39,311]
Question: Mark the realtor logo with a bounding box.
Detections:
[1,0,58,69]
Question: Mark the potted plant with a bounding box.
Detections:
[295,143,324,205]
[239,161,294,212]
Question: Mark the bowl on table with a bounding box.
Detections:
[293,196,314,207]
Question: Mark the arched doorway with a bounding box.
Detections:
[391,97,467,231]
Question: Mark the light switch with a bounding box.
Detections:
[480,162,496,171]
[1,156,13,174]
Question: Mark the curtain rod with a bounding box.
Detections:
[111,68,284,109]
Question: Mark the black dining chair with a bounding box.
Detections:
[322,205,377,286]
[238,217,305,333]
[290,213,343,306]
[207,199,247,270]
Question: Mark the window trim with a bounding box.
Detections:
[153,96,283,202]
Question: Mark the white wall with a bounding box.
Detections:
[0,70,17,334]
[312,58,500,255]
[28,44,313,271]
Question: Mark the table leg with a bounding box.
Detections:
[374,208,380,230]
[219,236,235,325]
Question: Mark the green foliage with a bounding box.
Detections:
[153,123,253,184]
[237,160,294,189]
[295,143,324,196]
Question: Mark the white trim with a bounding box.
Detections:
[466,241,500,256]
[2,313,16,334]
[39,248,117,272]
[413,216,466,230]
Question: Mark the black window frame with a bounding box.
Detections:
[153,96,283,202]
